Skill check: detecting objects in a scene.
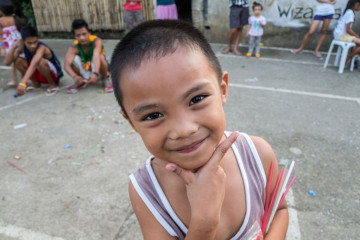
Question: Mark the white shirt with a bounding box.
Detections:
[333,9,354,39]
[315,0,335,16]
[248,15,266,37]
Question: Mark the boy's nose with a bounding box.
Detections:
[168,118,198,140]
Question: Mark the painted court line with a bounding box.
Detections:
[229,83,360,105]
[0,85,71,112]
[218,52,323,66]
[286,189,301,240]
[0,66,12,70]
[0,222,65,240]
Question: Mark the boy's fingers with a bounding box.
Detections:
[208,131,239,169]
[166,163,194,184]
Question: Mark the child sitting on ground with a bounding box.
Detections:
[64,19,113,94]
[333,0,360,62]
[0,0,22,86]
[5,26,63,96]
[246,2,266,59]
[110,20,288,239]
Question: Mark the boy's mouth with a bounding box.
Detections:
[173,138,206,154]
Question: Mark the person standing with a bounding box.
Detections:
[156,0,178,20]
[223,0,249,56]
[246,2,266,58]
[291,0,336,57]
[123,0,145,33]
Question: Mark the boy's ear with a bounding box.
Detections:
[220,71,229,105]
[120,110,137,131]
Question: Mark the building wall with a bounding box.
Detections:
[32,0,154,32]
[193,0,360,50]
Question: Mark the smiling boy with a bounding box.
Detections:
[111,20,289,239]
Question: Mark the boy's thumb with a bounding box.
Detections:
[166,163,194,184]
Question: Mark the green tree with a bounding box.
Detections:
[11,0,36,28]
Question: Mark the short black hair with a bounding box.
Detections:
[0,0,14,16]
[21,26,38,40]
[0,0,22,31]
[252,1,263,11]
[110,20,222,116]
[343,0,360,14]
[72,19,90,33]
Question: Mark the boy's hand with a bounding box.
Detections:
[87,73,98,85]
[166,132,239,229]
[16,84,26,96]
[74,75,87,85]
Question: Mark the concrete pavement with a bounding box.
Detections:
[0,39,359,240]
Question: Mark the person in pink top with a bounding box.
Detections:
[123,0,145,33]
[0,0,22,86]
[246,2,266,58]
[156,0,178,20]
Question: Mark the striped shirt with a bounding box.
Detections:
[229,0,249,8]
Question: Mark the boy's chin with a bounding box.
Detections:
[180,157,211,172]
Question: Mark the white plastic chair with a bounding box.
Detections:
[323,39,356,74]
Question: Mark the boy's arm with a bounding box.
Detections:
[0,25,5,57]
[129,182,177,240]
[346,23,359,38]
[4,41,23,66]
[20,45,46,83]
[250,136,289,240]
[131,179,221,240]
[88,37,103,84]
[16,45,46,96]
[64,46,86,85]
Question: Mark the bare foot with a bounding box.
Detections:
[26,81,42,92]
[7,80,17,86]
[222,47,232,54]
[290,49,302,54]
[234,49,242,56]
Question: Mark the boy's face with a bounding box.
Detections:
[24,36,39,54]
[253,6,262,16]
[74,27,90,46]
[120,47,229,170]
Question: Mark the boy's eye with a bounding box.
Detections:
[143,112,163,121]
[189,95,207,106]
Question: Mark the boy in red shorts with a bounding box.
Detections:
[6,26,63,96]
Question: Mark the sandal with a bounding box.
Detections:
[26,82,41,92]
[7,81,17,87]
[290,49,302,54]
[45,87,59,96]
[313,52,322,57]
